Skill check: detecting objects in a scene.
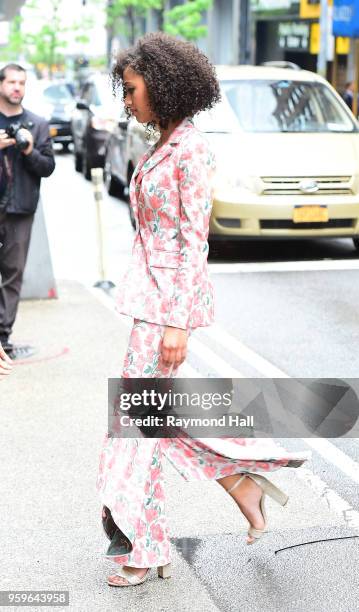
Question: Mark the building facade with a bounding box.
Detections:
[0,0,26,21]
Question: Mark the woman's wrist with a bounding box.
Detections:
[161,327,188,369]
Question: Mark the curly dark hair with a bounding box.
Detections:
[112,32,220,129]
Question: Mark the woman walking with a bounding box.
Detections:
[97,32,310,587]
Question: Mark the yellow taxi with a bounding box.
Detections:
[196,65,359,251]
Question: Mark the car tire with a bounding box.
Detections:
[75,151,83,173]
[83,152,92,181]
[104,157,125,199]
[353,237,359,252]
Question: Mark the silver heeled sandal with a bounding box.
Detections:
[227,473,289,544]
[107,563,171,587]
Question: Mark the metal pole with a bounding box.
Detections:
[107,0,114,70]
[332,38,338,90]
[91,168,115,291]
[232,0,240,65]
[317,0,328,77]
[239,0,250,64]
[353,39,359,118]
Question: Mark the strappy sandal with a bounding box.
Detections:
[107,564,171,587]
[227,473,289,544]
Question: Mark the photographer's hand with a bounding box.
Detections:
[0,130,16,150]
[20,129,34,156]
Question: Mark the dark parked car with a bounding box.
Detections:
[71,74,124,179]
[104,118,149,197]
[24,80,76,150]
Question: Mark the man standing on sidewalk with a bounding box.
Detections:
[0,63,55,359]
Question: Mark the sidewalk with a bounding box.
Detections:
[1,281,355,612]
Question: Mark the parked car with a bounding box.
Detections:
[24,80,76,150]
[107,64,359,251]
[71,73,125,179]
[103,117,148,200]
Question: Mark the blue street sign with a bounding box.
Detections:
[333,0,359,38]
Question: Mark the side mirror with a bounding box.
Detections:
[76,100,90,111]
[118,118,128,130]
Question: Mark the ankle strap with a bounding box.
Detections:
[227,474,246,494]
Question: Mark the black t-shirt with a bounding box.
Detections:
[0,111,25,208]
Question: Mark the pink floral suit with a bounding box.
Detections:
[97,117,310,569]
[116,117,215,330]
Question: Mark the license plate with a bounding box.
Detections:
[293,205,328,223]
[50,127,58,137]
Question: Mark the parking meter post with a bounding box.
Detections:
[91,168,115,292]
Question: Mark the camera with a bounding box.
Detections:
[5,123,31,151]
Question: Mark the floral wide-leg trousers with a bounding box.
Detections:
[96,319,305,568]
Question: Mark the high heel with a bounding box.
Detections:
[158,563,171,579]
[227,473,289,544]
[107,563,171,587]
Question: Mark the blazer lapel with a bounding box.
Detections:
[130,117,195,232]
[135,117,195,180]
[137,142,173,179]
[132,147,154,181]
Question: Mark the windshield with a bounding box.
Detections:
[43,84,73,104]
[196,79,358,133]
[93,77,117,107]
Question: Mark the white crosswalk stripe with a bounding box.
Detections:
[209,258,359,274]
[90,283,359,531]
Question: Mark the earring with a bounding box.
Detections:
[145,121,160,144]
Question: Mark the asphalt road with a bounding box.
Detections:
[38,149,359,612]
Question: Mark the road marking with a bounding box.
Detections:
[201,325,289,378]
[188,335,245,378]
[295,466,359,531]
[209,259,359,274]
[302,438,359,485]
[200,322,359,485]
[181,362,202,377]
[197,321,359,524]
[89,284,359,525]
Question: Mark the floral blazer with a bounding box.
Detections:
[116,117,215,330]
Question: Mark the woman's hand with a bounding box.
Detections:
[0,343,12,377]
[161,327,188,370]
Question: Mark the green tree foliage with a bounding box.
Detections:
[107,0,163,44]
[105,0,212,43]
[25,0,68,72]
[165,0,213,41]
[27,0,94,73]
[0,0,93,74]
[0,16,26,62]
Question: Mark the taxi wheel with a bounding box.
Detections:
[353,237,359,252]
[104,158,125,199]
